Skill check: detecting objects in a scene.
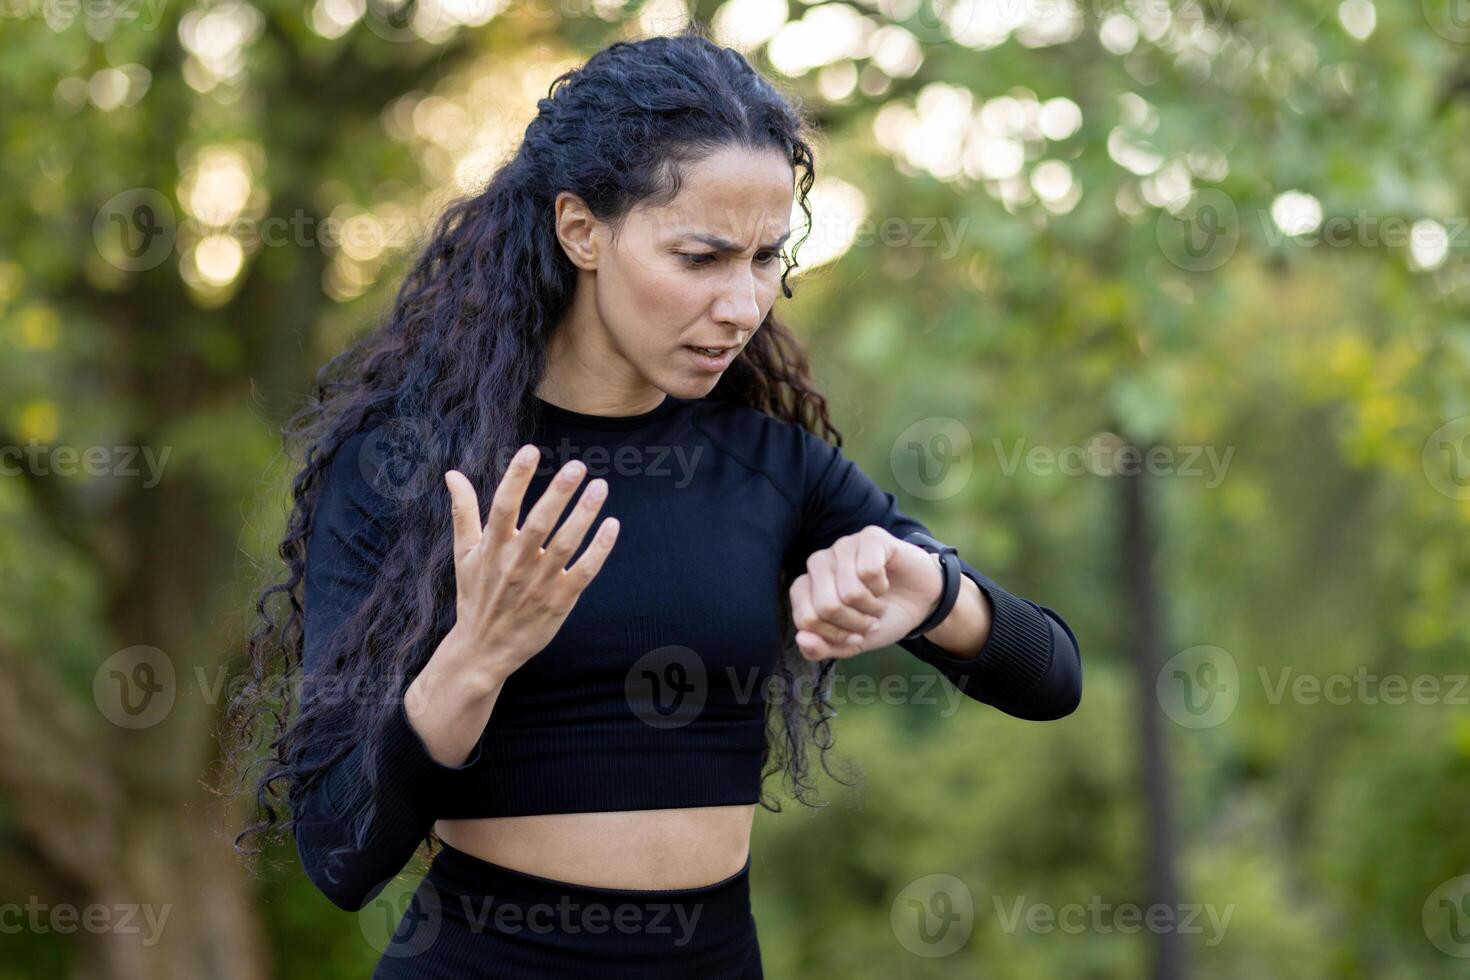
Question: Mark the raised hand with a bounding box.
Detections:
[443,444,619,679]
[403,445,619,768]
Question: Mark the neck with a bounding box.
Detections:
[536,304,665,416]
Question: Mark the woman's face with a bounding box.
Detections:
[556,144,795,400]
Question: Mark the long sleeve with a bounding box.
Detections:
[293,428,483,912]
[783,427,1082,720]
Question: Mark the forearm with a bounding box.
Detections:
[404,626,510,767]
[296,628,505,910]
[293,717,437,912]
[785,425,1082,719]
[897,561,1083,720]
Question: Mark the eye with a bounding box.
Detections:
[681,250,782,269]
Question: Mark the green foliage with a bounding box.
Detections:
[3,0,1469,975]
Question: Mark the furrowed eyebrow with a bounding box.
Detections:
[681,229,792,253]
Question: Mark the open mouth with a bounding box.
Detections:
[684,345,738,372]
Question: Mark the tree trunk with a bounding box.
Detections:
[1120,438,1188,980]
[0,18,482,978]
[0,467,273,978]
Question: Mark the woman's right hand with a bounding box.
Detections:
[442,443,619,682]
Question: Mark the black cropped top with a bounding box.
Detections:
[292,393,1083,910]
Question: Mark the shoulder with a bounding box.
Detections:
[319,426,380,506]
[688,395,825,443]
[313,421,409,540]
[685,397,839,496]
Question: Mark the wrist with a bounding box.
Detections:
[920,574,990,658]
[429,625,514,697]
[923,552,944,611]
[900,532,963,642]
[403,630,505,769]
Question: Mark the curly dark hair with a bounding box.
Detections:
[220,25,862,883]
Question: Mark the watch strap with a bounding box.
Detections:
[901,531,962,641]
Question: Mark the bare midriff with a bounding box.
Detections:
[434,803,756,889]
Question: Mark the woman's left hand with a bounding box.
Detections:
[790,526,944,661]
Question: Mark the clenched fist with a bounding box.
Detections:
[789,525,945,661]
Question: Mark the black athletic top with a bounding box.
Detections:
[293,393,1083,910]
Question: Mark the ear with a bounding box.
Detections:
[553,191,601,271]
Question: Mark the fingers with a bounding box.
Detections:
[563,515,620,590]
[805,544,881,635]
[445,470,482,563]
[790,572,866,655]
[795,628,858,661]
[834,537,887,617]
[484,444,541,544]
[854,532,890,596]
[518,457,588,552]
[541,476,609,570]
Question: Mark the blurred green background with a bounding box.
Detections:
[4,0,1470,976]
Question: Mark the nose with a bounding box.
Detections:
[711,266,764,333]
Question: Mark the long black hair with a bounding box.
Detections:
[222,25,860,875]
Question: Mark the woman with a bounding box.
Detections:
[227,26,1081,977]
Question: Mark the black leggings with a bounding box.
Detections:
[371,841,763,978]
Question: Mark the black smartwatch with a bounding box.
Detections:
[901,530,963,641]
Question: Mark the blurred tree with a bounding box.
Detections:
[0,4,490,976]
[2,0,1469,978]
